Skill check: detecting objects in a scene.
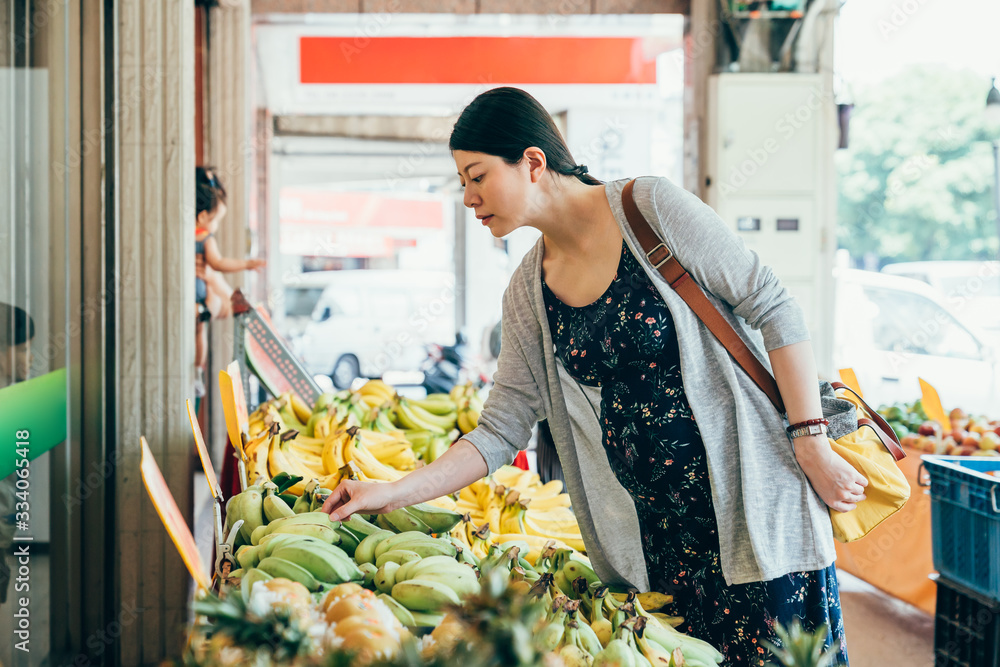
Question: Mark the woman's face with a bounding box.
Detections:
[454,150,533,238]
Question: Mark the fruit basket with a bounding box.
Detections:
[920,455,1000,604]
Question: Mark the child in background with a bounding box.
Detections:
[195,167,265,395]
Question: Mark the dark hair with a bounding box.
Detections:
[0,303,35,347]
[196,166,228,218]
[449,87,603,186]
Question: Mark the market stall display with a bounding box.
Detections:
[149,375,728,666]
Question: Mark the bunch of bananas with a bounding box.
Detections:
[359,379,485,460]
[450,381,484,435]
[520,553,723,667]
[349,529,481,626]
[451,465,585,561]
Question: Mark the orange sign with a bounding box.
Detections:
[140,437,212,591]
[187,399,221,499]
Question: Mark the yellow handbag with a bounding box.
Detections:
[826,384,910,542]
[621,179,911,544]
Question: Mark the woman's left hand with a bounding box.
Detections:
[794,436,869,513]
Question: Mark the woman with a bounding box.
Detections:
[323,87,863,665]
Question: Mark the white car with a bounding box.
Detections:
[295,270,457,389]
[880,260,1000,348]
[832,268,998,414]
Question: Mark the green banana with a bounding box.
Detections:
[448,537,479,567]
[239,568,274,606]
[255,556,322,592]
[342,513,381,539]
[310,488,333,513]
[410,571,480,599]
[236,544,261,570]
[262,511,338,536]
[375,513,395,532]
[405,540,459,560]
[358,562,377,588]
[410,395,458,416]
[271,543,361,585]
[561,552,601,590]
[225,491,245,533]
[403,502,463,534]
[250,524,269,546]
[263,489,297,523]
[383,507,433,534]
[391,579,461,611]
[334,526,361,556]
[258,532,327,558]
[265,522,340,544]
[395,555,466,584]
[377,593,417,627]
[593,638,636,667]
[238,488,264,544]
[375,549,423,569]
[375,561,401,594]
[534,597,568,652]
[373,531,438,560]
[227,568,244,580]
[407,610,447,627]
[354,530,396,565]
[292,479,317,514]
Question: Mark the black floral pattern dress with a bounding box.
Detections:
[541,239,849,666]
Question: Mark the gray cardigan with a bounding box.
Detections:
[462,176,836,588]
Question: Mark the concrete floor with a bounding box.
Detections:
[838,569,935,667]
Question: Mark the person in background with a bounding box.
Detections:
[0,303,34,603]
[194,166,265,395]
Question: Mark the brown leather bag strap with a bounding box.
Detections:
[621,179,786,415]
[832,382,907,461]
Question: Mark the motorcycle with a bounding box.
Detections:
[419,331,489,394]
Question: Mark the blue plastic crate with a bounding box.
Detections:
[921,455,1000,604]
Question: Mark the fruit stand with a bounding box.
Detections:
[139,363,747,667]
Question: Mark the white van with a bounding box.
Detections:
[296,270,457,388]
[832,268,998,414]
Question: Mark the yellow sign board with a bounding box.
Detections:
[837,368,863,398]
[918,378,951,432]
[140,436,211,591]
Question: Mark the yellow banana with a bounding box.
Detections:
[523,494,572,511]
[287,392,314,424]
[520,479,564,500]
[343,431,404,482]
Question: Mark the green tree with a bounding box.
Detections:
[837,65,999,266]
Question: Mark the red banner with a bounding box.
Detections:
[300,37,660,85]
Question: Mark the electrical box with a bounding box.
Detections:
[706,73,837,375]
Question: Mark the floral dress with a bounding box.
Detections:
[541,239,849,666]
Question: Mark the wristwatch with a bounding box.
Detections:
[787,423,828,440]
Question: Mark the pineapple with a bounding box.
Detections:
[762,620,842,667]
